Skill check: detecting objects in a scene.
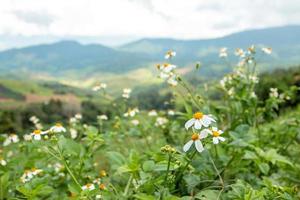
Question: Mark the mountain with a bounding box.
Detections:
[0,40,151,75]
[0,25,300,80]
[120,25,300,67]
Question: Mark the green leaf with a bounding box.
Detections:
[142,160,155,172]
[258,162,270,175]
[195,190,219,200]
[134,193,156,200]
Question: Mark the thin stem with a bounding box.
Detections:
[164,154,172,185]
[56,145,82,190]
[175,150,197,185]
[123,174,133,196]
[208,152,224,188]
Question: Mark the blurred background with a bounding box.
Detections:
[0,0,300,133]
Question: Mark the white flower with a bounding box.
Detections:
[248,45,255,54]
[31,130,48,140]
[270,88,279,98]
[70,128,78,139]
[93,83,107,91]
[167,110,175,116]
[98,115,108,120]
[228,87,235,96]
[183,130,209,153]
[158,63,177,74]
[131,119,139,126]
[82,183,95,191]
[93,178,101,185]
[249,75,259,83]
[96,195,102,199]
[148,110,158,117]
[235,48,245,57]
[50,123,66,133]
[124,108,139,117]
[29,116,39,124]
[209,127,225,144]
[122,88,132,99]
[75,114,82,120]
[54,163,64,172]
[219,47,228,58]
[0,158,7,166]
[167,75,178,86]
[155,117,168,127]
[165,50,176,59]
[261,47,272,54]
[185,112,216,130]
[3,134,19,146]
[23,134,32,141]
[20,168,42,183]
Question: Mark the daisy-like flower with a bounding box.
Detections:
[235,48,245,57]
[159,63,177,74]
[98,115,108,120]
[185,112,216,130]
[167,110,175,116]
[50,123,66,133]
[81,183,95,191]
[23,134,32,141]
[270,88,279,98]
[249,75,259,83]
[261,47,272,54]
[183,130,209,153]
[3,134,19,146]
[248,45,255,54]
[92,83,107,91]
[148,110,158,117]
[131,119,139,126]
[209,127,225,144]
[75,113,82,120]
[219,47,228,58]
[155,117,168,127]
[93,178,101,185]
[0,157,7,166]
[70,128,78,139]
[31,130,48,140]
[167,75,178,86]
[124,108,139,117]
[165,50,176,59]
[122,88,132,99]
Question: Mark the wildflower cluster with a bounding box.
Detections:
[156,50,178,86]
[184,112,225,152]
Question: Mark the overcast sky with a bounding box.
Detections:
[0,0,299,48]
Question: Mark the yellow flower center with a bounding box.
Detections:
[156,64,161,69]
[99,183,105,190]
[163,63,169,68]
[212,131,220,137]
[193,112,203,119]
[100,170,107,177]
[86,183,92,188]
[33,130,41,135]
[191,133,199,141]
[55,123,62,127]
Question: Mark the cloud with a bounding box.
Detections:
[0,0,299,40]
[11,10,55,27]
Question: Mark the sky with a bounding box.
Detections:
[0,0,299,49]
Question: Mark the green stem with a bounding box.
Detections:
[175,150,197,185]
[164,154,172,185]
[208,152,224,189]
[56,145,82,190]
[123,174,133,196]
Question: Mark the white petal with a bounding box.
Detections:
[35,135,41,140]
[213,137,219,144]
[194,120,202,129]
[207,115,216,122]
[185,119,195,130]
[201,117,211,127]
[183,140,193,152]
[218,137,226,142]
[195,140,204,152]
[211,127,218,132]
[200,129,210,138]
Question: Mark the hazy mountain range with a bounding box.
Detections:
[0,25,300,78]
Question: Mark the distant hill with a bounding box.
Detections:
[0,40,151,75]
[120,25,300,67]
[0,25,300,79]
